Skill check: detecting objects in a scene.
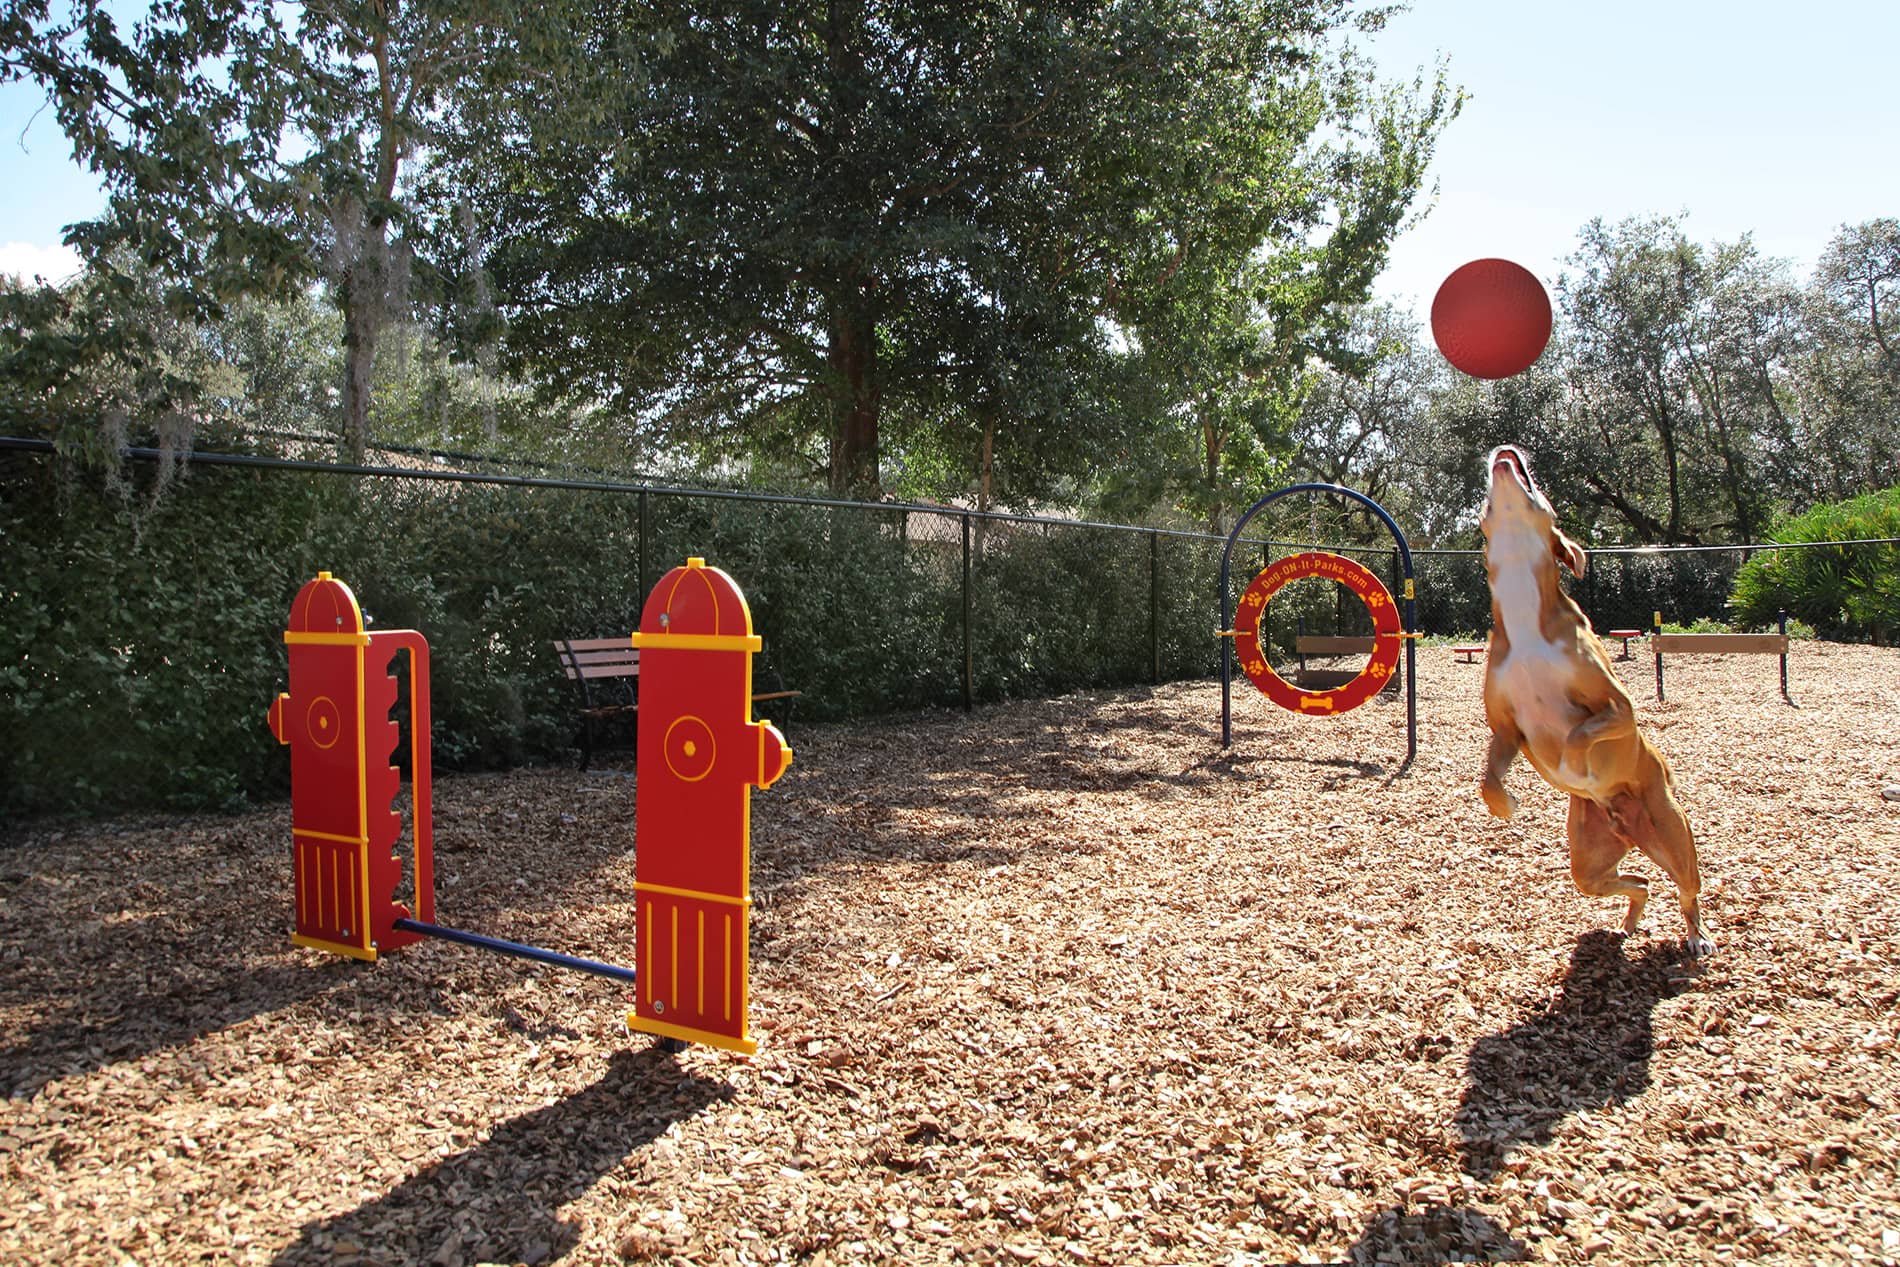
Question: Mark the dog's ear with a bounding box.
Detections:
[1552,527,1587,577]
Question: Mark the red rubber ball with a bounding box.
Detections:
[1431,258,1552,379]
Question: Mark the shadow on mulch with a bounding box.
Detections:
[0,913,366,1099]
[1348,1202,1529,1263]
[271,1048,732,1267]
[1457,930,1698,1180]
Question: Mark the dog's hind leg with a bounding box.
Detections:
[1568,795,1649,935]
[1611,780,1713,957]
[1482,722,1522,819]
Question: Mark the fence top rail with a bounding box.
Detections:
[1409,538,1900,558]
[8,436,1896,559]
[3,435,1271,549]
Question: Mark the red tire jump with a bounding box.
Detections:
[1232,552,1401,715]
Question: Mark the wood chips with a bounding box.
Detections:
[4,643,1900,1265]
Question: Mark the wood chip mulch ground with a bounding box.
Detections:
[5,643,1900,1265]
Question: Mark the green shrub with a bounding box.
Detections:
[5,451,1225,816]
[1730,488,1900,644]
[1659,616,1731,635]
[13,439,1845,819]
[2,451,351,814]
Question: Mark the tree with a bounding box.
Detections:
[0,254,243,495]
[448,0,1458,499]
[1289,301,1494,544]
[1790,219,1900,501]
[1121,254,1339,534]
[1683,238,1800,542]
[1558,216,1704,541]
[1554,215,1800,544]
[1,0,521,461]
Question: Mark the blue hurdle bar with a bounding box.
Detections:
[392,917,638,985]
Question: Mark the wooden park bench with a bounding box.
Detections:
[1292,634,1402,692]
[1451,643,1487,664]
[1651,615,1794,705]
[553,637,803,769]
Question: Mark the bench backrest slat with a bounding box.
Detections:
[562,637,633,651]
[1651,633,1788,655]
[553,638,639,681]
[568,659,639,679]
[1296,635,1376,655]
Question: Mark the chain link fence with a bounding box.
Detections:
[0,437,1871,815]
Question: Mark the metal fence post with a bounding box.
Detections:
[1149,529,1160,685]
[962,513,974,712]
[637,489,650,603]
[1654,609,1665,701]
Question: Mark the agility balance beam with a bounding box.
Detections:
[1651,610,1794,706]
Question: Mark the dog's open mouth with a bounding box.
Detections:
[1489,446,1536,500]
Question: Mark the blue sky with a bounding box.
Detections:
[1363,0,1900,322]
[5,0,1897,316]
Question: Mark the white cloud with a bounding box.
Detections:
[0,241,82,285]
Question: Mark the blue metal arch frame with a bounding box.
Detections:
[1219,483,1418,762]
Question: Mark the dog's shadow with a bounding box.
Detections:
[1456,930,1695,1180]
[1347,1203,1529,1263]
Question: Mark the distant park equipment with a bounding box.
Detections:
[1236,551,1402,714]
[1606,628,1644,659]
[267,562,791,1054]
[1651,609,1795,706]
[1217,484,1420,764]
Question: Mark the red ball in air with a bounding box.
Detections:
[1431,258,1552,379]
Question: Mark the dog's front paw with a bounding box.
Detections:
[1685,934,1715,959]
[1481,783,1517,820]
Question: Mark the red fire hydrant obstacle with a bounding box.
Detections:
[267,572,435,961]
[628,558,792,1054]
[270,562,790,1057]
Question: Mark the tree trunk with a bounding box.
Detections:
[827,302,882,497]
[976,419,995,514]
[972,416,996,557]
[339,241,384,465]
[1202,408,1224,534]
[337,18,402,467]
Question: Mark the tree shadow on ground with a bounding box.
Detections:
[0,912,357,1099]
[1346,1203,1528,1263]
[1457,930,1697,1180]
[271,1047,730,1267]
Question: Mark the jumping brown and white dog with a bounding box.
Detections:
[1479,445,1713,956]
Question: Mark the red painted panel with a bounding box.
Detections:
[284,640,365,843]
[294,835,364,949]
[629,559,791,1053]
[274,573,433,961]
[634,646,753,896]
[363,638,421,952]
[637,890,748,1038]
